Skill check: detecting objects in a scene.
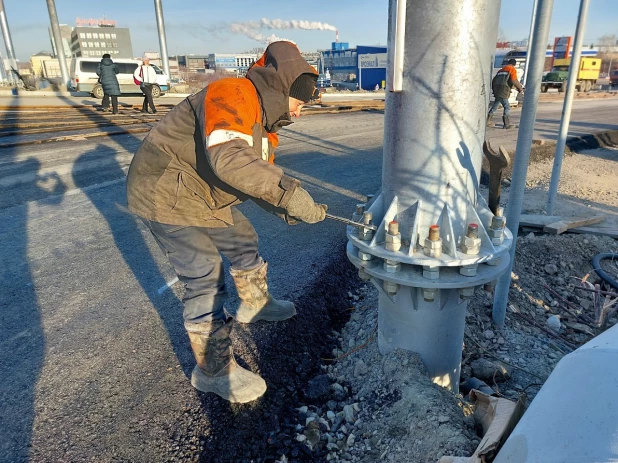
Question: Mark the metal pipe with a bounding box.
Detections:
[0,0,16,84]
[546,0,591,214]
[154,0,171,80]
[492,0,555,327]
[523,0,539,87]
[388,0,406,92]
[372,0,505,392]
[45,0,70,89]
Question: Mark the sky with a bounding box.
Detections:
[3,0,618,61]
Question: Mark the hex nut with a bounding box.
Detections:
[422,288,438,302]
[459,264,478,277]
[359,228,374,241]
[422,265,440,280]
[491,236,505,246]
[358,251,373,261]
[491,216,506,230]
[384,281,399,295]
[461,236,481,255]
[486,257,501,266]
[423,237,443,257]
[383,259,401,273]
[358,268,371,281]
[459,287,475,299]
[487,228,504,239]
[385,233,402,252]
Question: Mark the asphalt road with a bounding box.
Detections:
[1,97,617,462]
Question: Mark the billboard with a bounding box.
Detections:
[358,53,387,69]
[553,36,572,60]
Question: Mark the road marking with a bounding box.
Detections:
[158,277,179,295]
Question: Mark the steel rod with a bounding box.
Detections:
[546,0,591,214]
[0,0,15,84]
[46,0,70,89]
[492,0,556,327]
[523,0,539,87]
[325,213,377,231]
[154,0,171,81]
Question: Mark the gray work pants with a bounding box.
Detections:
[142,208,261,324]
[488,97,511,117]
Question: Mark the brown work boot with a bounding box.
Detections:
[503,115,512,129]
[186,318,266,403]
[486,114,494,127]
[230,261,296,324]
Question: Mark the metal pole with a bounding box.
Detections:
[0,0,16,84]
[546,0,590,214]
[492,0,555,327]
[46,0,70,89]
[523,0,539,87]
[346,0,512,393]
[154,0,171,80]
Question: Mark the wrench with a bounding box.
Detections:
[483,140,510,215]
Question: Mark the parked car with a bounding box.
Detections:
[70,57,170,98]
[610,70,618,87]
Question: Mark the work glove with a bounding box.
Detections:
[286,187,328,224]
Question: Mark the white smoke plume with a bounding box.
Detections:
[229,18,336,44]
[259,19,337,31]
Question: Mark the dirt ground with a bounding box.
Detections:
[280,145,618,463]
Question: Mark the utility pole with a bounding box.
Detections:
[492,0,556,327]
[345,0,511,393]
[0,0,16,84]
[546,0,591,214]
[154,0,171,80]
[46,0,70,90]
[523,0,539,87]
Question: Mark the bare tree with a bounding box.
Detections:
[245,47,265,56]
[598,34,617,47]
[497,28,507,43]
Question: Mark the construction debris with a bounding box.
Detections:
[518,214,606,235]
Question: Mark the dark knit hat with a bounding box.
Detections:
[289,73,318,102]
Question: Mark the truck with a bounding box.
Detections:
[541,57,601,93]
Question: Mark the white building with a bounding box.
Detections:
[207,53,259,73]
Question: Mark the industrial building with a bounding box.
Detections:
[70,20,133,59]
[319,41,387,90]
[143,51,179,78]
[49,24,73,58]
[207,53,259,73]
[176,54,209,73]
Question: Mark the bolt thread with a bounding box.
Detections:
[362,211,373,225]
[388,220,399,235]
[428,225,440,241]
[467,223,479,238]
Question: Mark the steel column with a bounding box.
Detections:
[546,0,591,214]
[0,0,16,84]
[46,0,70,89]
[523,0,539,87]
[346,0,512,393]
[492,0,555,327]
[154,0,171,80]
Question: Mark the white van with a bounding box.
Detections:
[70,57,170,98]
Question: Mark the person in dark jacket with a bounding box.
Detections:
[126,41,324,403]
[487,58,523,129]
[96,54,121,114]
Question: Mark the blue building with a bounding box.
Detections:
[319,43,387,90]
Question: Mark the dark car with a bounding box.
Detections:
[610,70,618,87]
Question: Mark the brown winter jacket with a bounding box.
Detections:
[126,41,318,228]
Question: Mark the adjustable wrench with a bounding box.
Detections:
[483,140,510,215]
